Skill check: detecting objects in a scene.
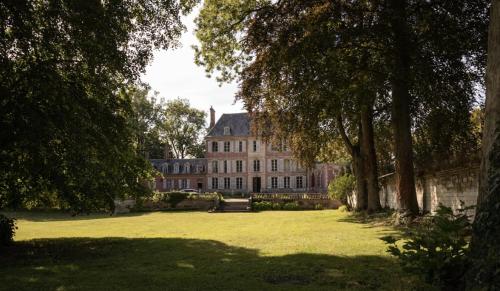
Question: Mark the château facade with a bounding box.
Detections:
[151,107,338,194]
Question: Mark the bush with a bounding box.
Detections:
[0,214,17,246]
[165,192,189,208]
[282,201,300,211]
[314,203,324,210]
[252,201,273,211]
[272,203,282,210]
[381,204,473,290]
[338,205,349,212]
[328,174,355,206]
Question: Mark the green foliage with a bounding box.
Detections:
[0,214,17,246]
[161,98,207,159]
[328,174,355,206]
[127,84,165,159]
[314,204,324,210]
[272,203,282,210]
[382,204,473,289]
[0,0,196,213]
[252,201,273,211]
[338,205,349,213]
[282,202,300,211]
[153,192,190,208]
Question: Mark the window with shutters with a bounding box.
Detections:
[284,159,291,171]
[224,177,230,189]
[212,161,218,173]
[253,160,260,172]
[236,177,243,189]
[212,177,218,189]
[271,177,278,189]
[271,159,278,172]
[296,176,303,188]
[212,141,218,152]
[236,160,243,172]
[284,176,290,188]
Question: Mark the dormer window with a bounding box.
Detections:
[223,126,230,135]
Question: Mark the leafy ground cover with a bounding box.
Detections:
[0,210,429,290]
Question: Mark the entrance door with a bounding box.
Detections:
[252,177,261,193]
[197,182,203,191]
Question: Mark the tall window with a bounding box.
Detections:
[212,141,218,152]
[284,176,290,188]
[271,159,278,172]
[238,141,243,152]
[224,177,230,189]
[271,177,278,189]
[223,160,228,173]
[236,160,243,172]
[282,141,288,152]
[253,160,260,172]
[236,177,243,189]
[284,159,291,172]
[212,177,218,189]
[224,141,230,152]
[181,179,187,189]
[174,163,179,174]
[253,140,257,152]
[185,163,190,173]
[212,161,218,173]
[296,176,303,188]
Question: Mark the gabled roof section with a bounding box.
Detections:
[207,113,250,137]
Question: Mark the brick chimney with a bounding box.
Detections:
[210,106,215,128]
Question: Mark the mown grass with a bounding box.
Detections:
[0,210,429,290]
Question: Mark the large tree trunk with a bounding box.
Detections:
[468,1,500,289]
[337,115,367,210]
[387,0,419,215]
[352,145,368,211]
[360,102,381,212]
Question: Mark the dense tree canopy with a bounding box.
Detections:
[161,98,207,159]
[194,0,488,214]
[0,0,196,212]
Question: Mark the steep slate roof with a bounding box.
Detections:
[207,113,250,137]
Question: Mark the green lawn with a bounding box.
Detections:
[0,210,428,290]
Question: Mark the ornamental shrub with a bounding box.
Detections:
[314,203,324,210]
[338,205,349,212]
[272,202,282,210]
[0,214,17,246]
[381,203,473,290]
[282,201,300,210]
[328,174,355,206]
[252,201,273,211]
[165,192,189,208]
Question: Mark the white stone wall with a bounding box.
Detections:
[379,165,479,213]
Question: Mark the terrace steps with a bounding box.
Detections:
[217,198,251,212]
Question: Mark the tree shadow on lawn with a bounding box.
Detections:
[0,237,430,291]
[2,210,172,222]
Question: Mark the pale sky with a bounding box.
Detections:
[141,10,245,123]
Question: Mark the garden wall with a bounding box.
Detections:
[378,164,479,213]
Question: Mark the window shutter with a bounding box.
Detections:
[242,160,246,173]
[187,180,190,188]
[278,177,283,189]
[291,176,296,189]
[208,161,212,173]
[279,159,284,172]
